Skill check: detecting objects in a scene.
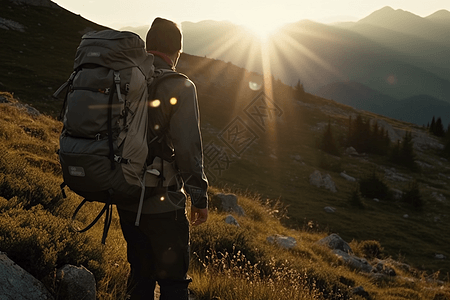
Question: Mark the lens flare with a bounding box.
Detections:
[150,99,161,107]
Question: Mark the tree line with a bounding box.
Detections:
[319,115,418,170]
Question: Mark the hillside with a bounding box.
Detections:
[1,0,450,297]
[1,91,450,299]
[0,0,107,115]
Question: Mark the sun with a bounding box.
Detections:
[239,14,286,41]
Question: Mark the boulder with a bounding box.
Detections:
[309,170,337,192]
[0,252,54,299]
[333,250,373,273]
[344,147,359,156]
[213,193,245,216]
[316,234,352,254]
[324,206,336,213]
[340,171,356,182]
[267,234,297,249]
[56,265,96,300]
[224,215,240,227]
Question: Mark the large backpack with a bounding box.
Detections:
[54,30,156,243]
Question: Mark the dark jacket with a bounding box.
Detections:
[118,55,208,214]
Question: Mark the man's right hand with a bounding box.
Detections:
[190,206,208,226]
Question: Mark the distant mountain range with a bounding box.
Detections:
[124,6,450,126]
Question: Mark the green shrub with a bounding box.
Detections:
[358,240,384,259]
[401,181,424,211]
[348,185,364,209]
[359,170,391,200]
[0,203,105,284]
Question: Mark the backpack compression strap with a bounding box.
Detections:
[70,192,113,245]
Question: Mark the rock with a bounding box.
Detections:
[352,285,370,299]
[0,252,54,299]
[0,95,10,103]
[316,234,352,254]
[224,215,240,227]
[56,265,96,300]
[374,260,396,276]
[403,214,409,218]
[384,168,410,182]
[344,147,359,156]
[322,174,337,192]
[213,193,245,216]
[373,198,380,202]
[0,17,26,32]
[309,170,337,192]
[340,171,356,182]
[432,192,446,202]
[267,234,297,249]
[435,254,446,260]
[324,206,336,213]
[333,250,373,273]
[291,154,302,161]
[391,189,403,200]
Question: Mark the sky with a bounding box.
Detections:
[52,0,450,32]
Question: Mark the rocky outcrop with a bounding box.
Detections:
[267,234,297,249]
[309,170,337,192]
[0,252,54,300]
[56,265,96,300]
[213,193,245,216]
[0,17,25,32]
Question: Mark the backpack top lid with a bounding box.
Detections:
[74,30,151,71]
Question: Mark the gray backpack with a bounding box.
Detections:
[54,30,156,243]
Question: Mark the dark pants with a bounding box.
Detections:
[118,209,191,300]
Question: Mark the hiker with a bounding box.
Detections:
[116,18,209,299]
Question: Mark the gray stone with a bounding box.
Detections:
[344,147,358,156]
[267,234,297,249]
[56,265,96,300]
[333,250,373,273]
[0,17,26,32]
[435,254,446,260]
[309,170,337,192]
[316,233,352,254]
[340,171,356,182]
[224,215,240,227]
[352,285,370,298]
[214,193,245,216]
[0,252,54,300]
[324,206,336,213]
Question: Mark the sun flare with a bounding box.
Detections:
[241,16,286,41]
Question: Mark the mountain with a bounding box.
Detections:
[315,81,450,126]
[120,7,450,127]
[358,6,450,46]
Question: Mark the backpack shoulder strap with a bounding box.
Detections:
[148,69,188,100]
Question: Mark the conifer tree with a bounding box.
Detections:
[294,79,305,100]
[434,117,445,137]
[320,120,340,156]
[429,116,436,134]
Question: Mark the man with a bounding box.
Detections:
[117,17,208,300]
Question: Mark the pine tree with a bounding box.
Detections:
[429,116,436,134]
[320,120,340,156]
[294,79,305,100]
[434,117,445,137]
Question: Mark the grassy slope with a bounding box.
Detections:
[1,94,449,299]
[0,0,106,115]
